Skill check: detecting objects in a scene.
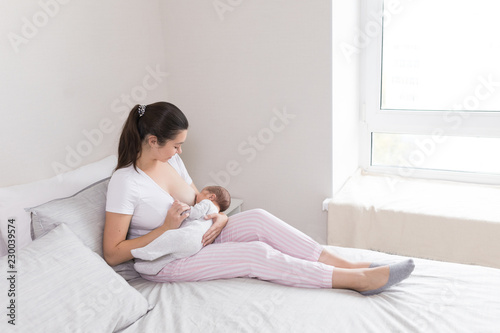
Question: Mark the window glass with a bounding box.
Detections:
[381,0,500,111]
[372,132,500,174]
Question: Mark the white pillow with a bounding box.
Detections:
[0,224,151,332]
[0,155,117,257]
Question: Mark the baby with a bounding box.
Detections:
[132,185,231,275]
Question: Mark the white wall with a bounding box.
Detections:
[0,0,168,186]
[332,0,361,194]
[160,1,332,242]
[1,0,334,244]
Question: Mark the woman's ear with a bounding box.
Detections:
[147,135,158,147]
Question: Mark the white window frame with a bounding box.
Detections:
[360,0,500,185]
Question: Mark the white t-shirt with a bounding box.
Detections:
[105,154,193,240]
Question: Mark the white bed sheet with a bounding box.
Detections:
[121,246,500,333]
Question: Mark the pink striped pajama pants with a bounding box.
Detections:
[141,209,334,288]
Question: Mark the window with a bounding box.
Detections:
[361,0,500,184]
[371,133,500,175]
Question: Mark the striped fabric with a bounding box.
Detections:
[141,209,334,288]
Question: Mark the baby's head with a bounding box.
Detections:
[196,186,231,212]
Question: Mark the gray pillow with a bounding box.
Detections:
[27,177,140,281]
[29,177,109,255]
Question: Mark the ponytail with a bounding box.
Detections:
[116,102,189,171]
[116,105,142,171]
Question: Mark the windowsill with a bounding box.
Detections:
[325,168,500,268]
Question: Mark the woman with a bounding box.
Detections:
[103,102,414,294]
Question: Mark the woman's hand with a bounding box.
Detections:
[163,200,190,230]
[202,212,228,246]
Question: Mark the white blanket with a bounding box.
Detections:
[121,246,500,333]
[132,200,218,275]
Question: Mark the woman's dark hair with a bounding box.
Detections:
[116,101,189,171]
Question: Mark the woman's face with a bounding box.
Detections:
[156,130,187,162]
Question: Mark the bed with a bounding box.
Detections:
[1,156,499,332]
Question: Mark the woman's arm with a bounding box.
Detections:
[201,212,229,246]
[103,200,190,266]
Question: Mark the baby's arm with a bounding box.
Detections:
[187,199,218,221]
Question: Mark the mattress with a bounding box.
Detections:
[121,246,500,333]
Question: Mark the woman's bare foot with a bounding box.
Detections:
[360,259,415,296]
[319,249,371,269]
[357,266,390,292]
[331,259,415,295]
[331,267,387,290]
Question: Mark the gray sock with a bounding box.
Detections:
[361,259,415,296]
[369,260,394,268]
